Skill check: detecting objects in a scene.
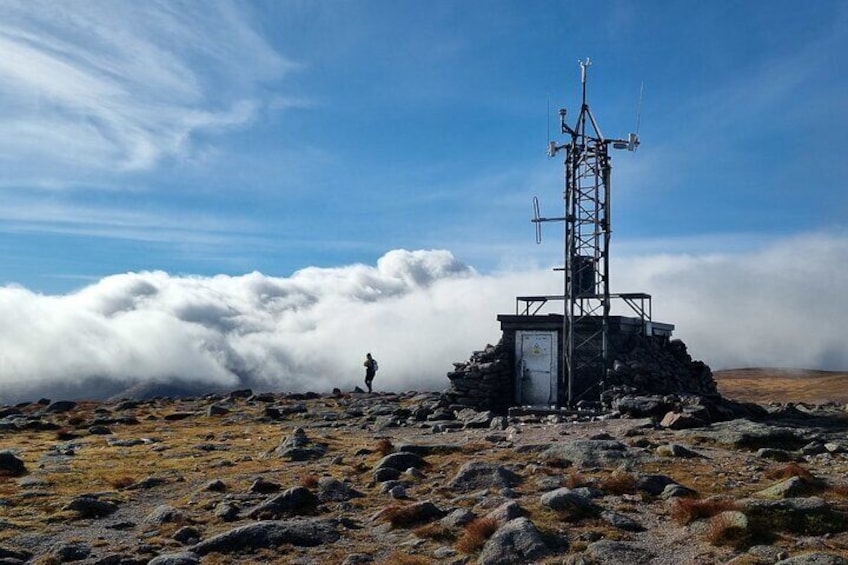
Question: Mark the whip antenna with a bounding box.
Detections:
[635,81,644,136]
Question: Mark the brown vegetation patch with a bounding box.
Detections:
[108,476,135,490]
[380,504,439,529]
[706,512,749,548]
[765,462,815,483]
[671,497,739,525]
[413,522,456,542]
[455,517,499,554]
[300,474,320,489]
[376,438,394,456]
[599,471,638,495]
[564,470,588,489]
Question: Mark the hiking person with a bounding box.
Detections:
[363,353,378,393]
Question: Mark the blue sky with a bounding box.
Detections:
[0,0,846,292]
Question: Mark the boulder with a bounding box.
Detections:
[374,452,427,472]
[540,488,600,517]
[775,554,848,565]
[143,505,186,526]
[447,461,522,492]
[484,501,526,526]
[0,452,26,477]
[245,487,318,519]
[190,519,340,555]
[63,495,118,518]
[755,477,817,500]
[600,510,645,532]
[317,477,364,503]
[541,439,633,469]
[45,400,77,413]
[660,411,706,430]
[655,444,703,458]
[744,497,848,535]
[147,551,201,565]
[478,517,550,565]
[275,428,327,461]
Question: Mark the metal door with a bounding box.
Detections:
[516,331,557,406]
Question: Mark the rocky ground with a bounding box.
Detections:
[1,387,848,564]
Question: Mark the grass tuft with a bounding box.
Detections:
[599,471,638,495]
[380,504,438,529]
[376,438,395,457]
[764,462,815,483]
[300,474,320,489]
[670,497,738,526]
[108,476,135,490]
[705,511,749,547]
[564,470,588,489]
[413,522,456,542]
[455,517,499,554]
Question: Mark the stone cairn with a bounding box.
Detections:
[443,333,754,422]
[442,340,513,413]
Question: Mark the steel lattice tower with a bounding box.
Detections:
[539,59,640,406]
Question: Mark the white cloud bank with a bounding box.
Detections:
[1,235,846,403]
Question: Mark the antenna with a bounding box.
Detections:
[635,81,644,136]
[533,197,542,244]
[531,195,565,245]
[546,97,551,157]
[612,82,642,151]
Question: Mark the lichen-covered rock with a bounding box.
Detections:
[541,439,633,468]
[374,452,427,472]
[190,519,339,555]
[63,494,118,518]
[148,551,201,565]
[582,540,656,564]
[317,477,364,502]
[478,517,550,565]
[744,497,848,535]
[540,488,600,517]
[245,487,318,519]
[447,461,522,492]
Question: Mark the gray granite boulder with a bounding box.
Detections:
[191,519,339,555]
[447,461,522,492]
[478,517,550,565]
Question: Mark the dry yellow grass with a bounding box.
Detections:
[715,368,848,404]
[455,517,499,554]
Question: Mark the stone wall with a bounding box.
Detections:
[604,335,717,397]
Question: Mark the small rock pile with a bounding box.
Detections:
[442,341,512,413]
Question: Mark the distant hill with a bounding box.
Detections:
[714,367,848,405]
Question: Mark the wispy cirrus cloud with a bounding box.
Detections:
[0,0,295,182]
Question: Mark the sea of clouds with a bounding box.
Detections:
[1,235,846,403]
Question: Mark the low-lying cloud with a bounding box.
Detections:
[1,235,846,403]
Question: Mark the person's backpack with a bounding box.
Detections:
[372,359,379,372]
